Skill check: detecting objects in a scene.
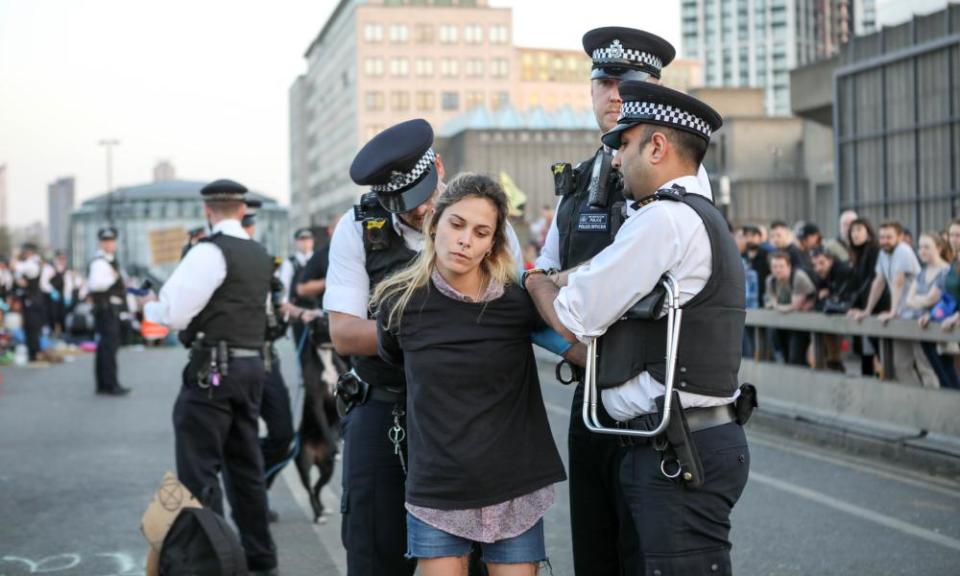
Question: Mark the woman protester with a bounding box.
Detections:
[915,228,959,389]
[847,218,889,376]
[373,173,566,576]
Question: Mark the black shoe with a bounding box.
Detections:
[267,509,279,523]
[102,386,131,396]
[250,569,278,576]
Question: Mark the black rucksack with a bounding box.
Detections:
[158,508,249,576]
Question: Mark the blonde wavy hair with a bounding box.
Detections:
[371,172,517,330]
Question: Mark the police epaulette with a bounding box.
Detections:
[630,184,687,211]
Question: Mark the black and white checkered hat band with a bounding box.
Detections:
[371,148,436,194]
[592,43,663,72]
[620,101,713,138]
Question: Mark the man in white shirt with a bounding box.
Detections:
[14,243,46,363]
[526,81,751,575]
[86,228,129,394]
[143,179,278,576]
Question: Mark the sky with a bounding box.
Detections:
[0,0,680,228]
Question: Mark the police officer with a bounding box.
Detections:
[281,227,324,409]
[528,81,751,575]
[14,243,47,364]
[87,228,130,395]
[44,250,74,336]
[533,27,692,576]
[325,119,438,576]
[181,226,207,260]
[143,179,278,575]
[242,199,296,508]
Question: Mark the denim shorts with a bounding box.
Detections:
[406,513,547,565]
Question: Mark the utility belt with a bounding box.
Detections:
[335,369,404,415]
[336,369,409,474]
[187,337,264,394]
[617,384,757,488]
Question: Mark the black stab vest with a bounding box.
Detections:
[88,257,126,311]
[180,233,273,349]
[556,148,627,269]
[354,205,417,390]
[50,268,65,293]
[596,188,746,398]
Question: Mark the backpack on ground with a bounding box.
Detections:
[158,507,249,576]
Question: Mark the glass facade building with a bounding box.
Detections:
[682,0,876,115]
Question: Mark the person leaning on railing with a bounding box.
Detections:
[845,218,888,376]
[907,232,956,389]
[942,219,960,333]
[850,221,938,387]
[764,250,816,366]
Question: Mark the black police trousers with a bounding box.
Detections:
[620,422,750,576]
[568,383,640,576]
[93,306,121,391]
[173,356,277,572]
[260,351,295,489]
[340,398,415,576]
[22,297,45,361]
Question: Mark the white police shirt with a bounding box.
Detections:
[144,219,249,330]
[279,250,312,303]
[537,163,713,270]
[86,251,120,293]
[324,208,524,319]
[13,255,42,282]
[554,174,736,421]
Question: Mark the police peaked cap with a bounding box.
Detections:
[241,199,261,228]
[97,227,118,241]
[200,179,248,202]
[583,27,676,81]
[602,81,722,149]
[349,118,438,214]
[293,227,314,240]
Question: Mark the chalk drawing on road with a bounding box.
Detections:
[0,552,144,576]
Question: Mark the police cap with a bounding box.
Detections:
[98,227,118,241]
[200,179,247,203]
[293,227,314,240]
[583,27,675,82]
[242,199,261,228]
[349,119,438,214]
[601,81,722,150]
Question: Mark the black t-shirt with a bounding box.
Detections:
[377,280,566,510]
[301,244,330,287]
[293,245,329,309]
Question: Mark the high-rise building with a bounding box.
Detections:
[0,164,7,228]
[681,0,875,115]
[47,176,75,252]
[291,0,594,224]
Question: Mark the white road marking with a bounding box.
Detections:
[750,471,960,553]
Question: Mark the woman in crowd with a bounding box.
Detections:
[932,219,960,386]
[847,218,888,376]
[373,173,565,576]
[907,232,956,388]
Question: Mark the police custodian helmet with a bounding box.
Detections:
[349,118,438,214]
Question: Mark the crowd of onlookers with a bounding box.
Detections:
[0,244,98,366]
[734,212,960,390]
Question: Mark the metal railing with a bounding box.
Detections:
[746,309,959,380]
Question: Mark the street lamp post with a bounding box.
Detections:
[98,138,120,224]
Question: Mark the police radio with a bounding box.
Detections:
[354,191,390,251]
[587,149,625,209]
